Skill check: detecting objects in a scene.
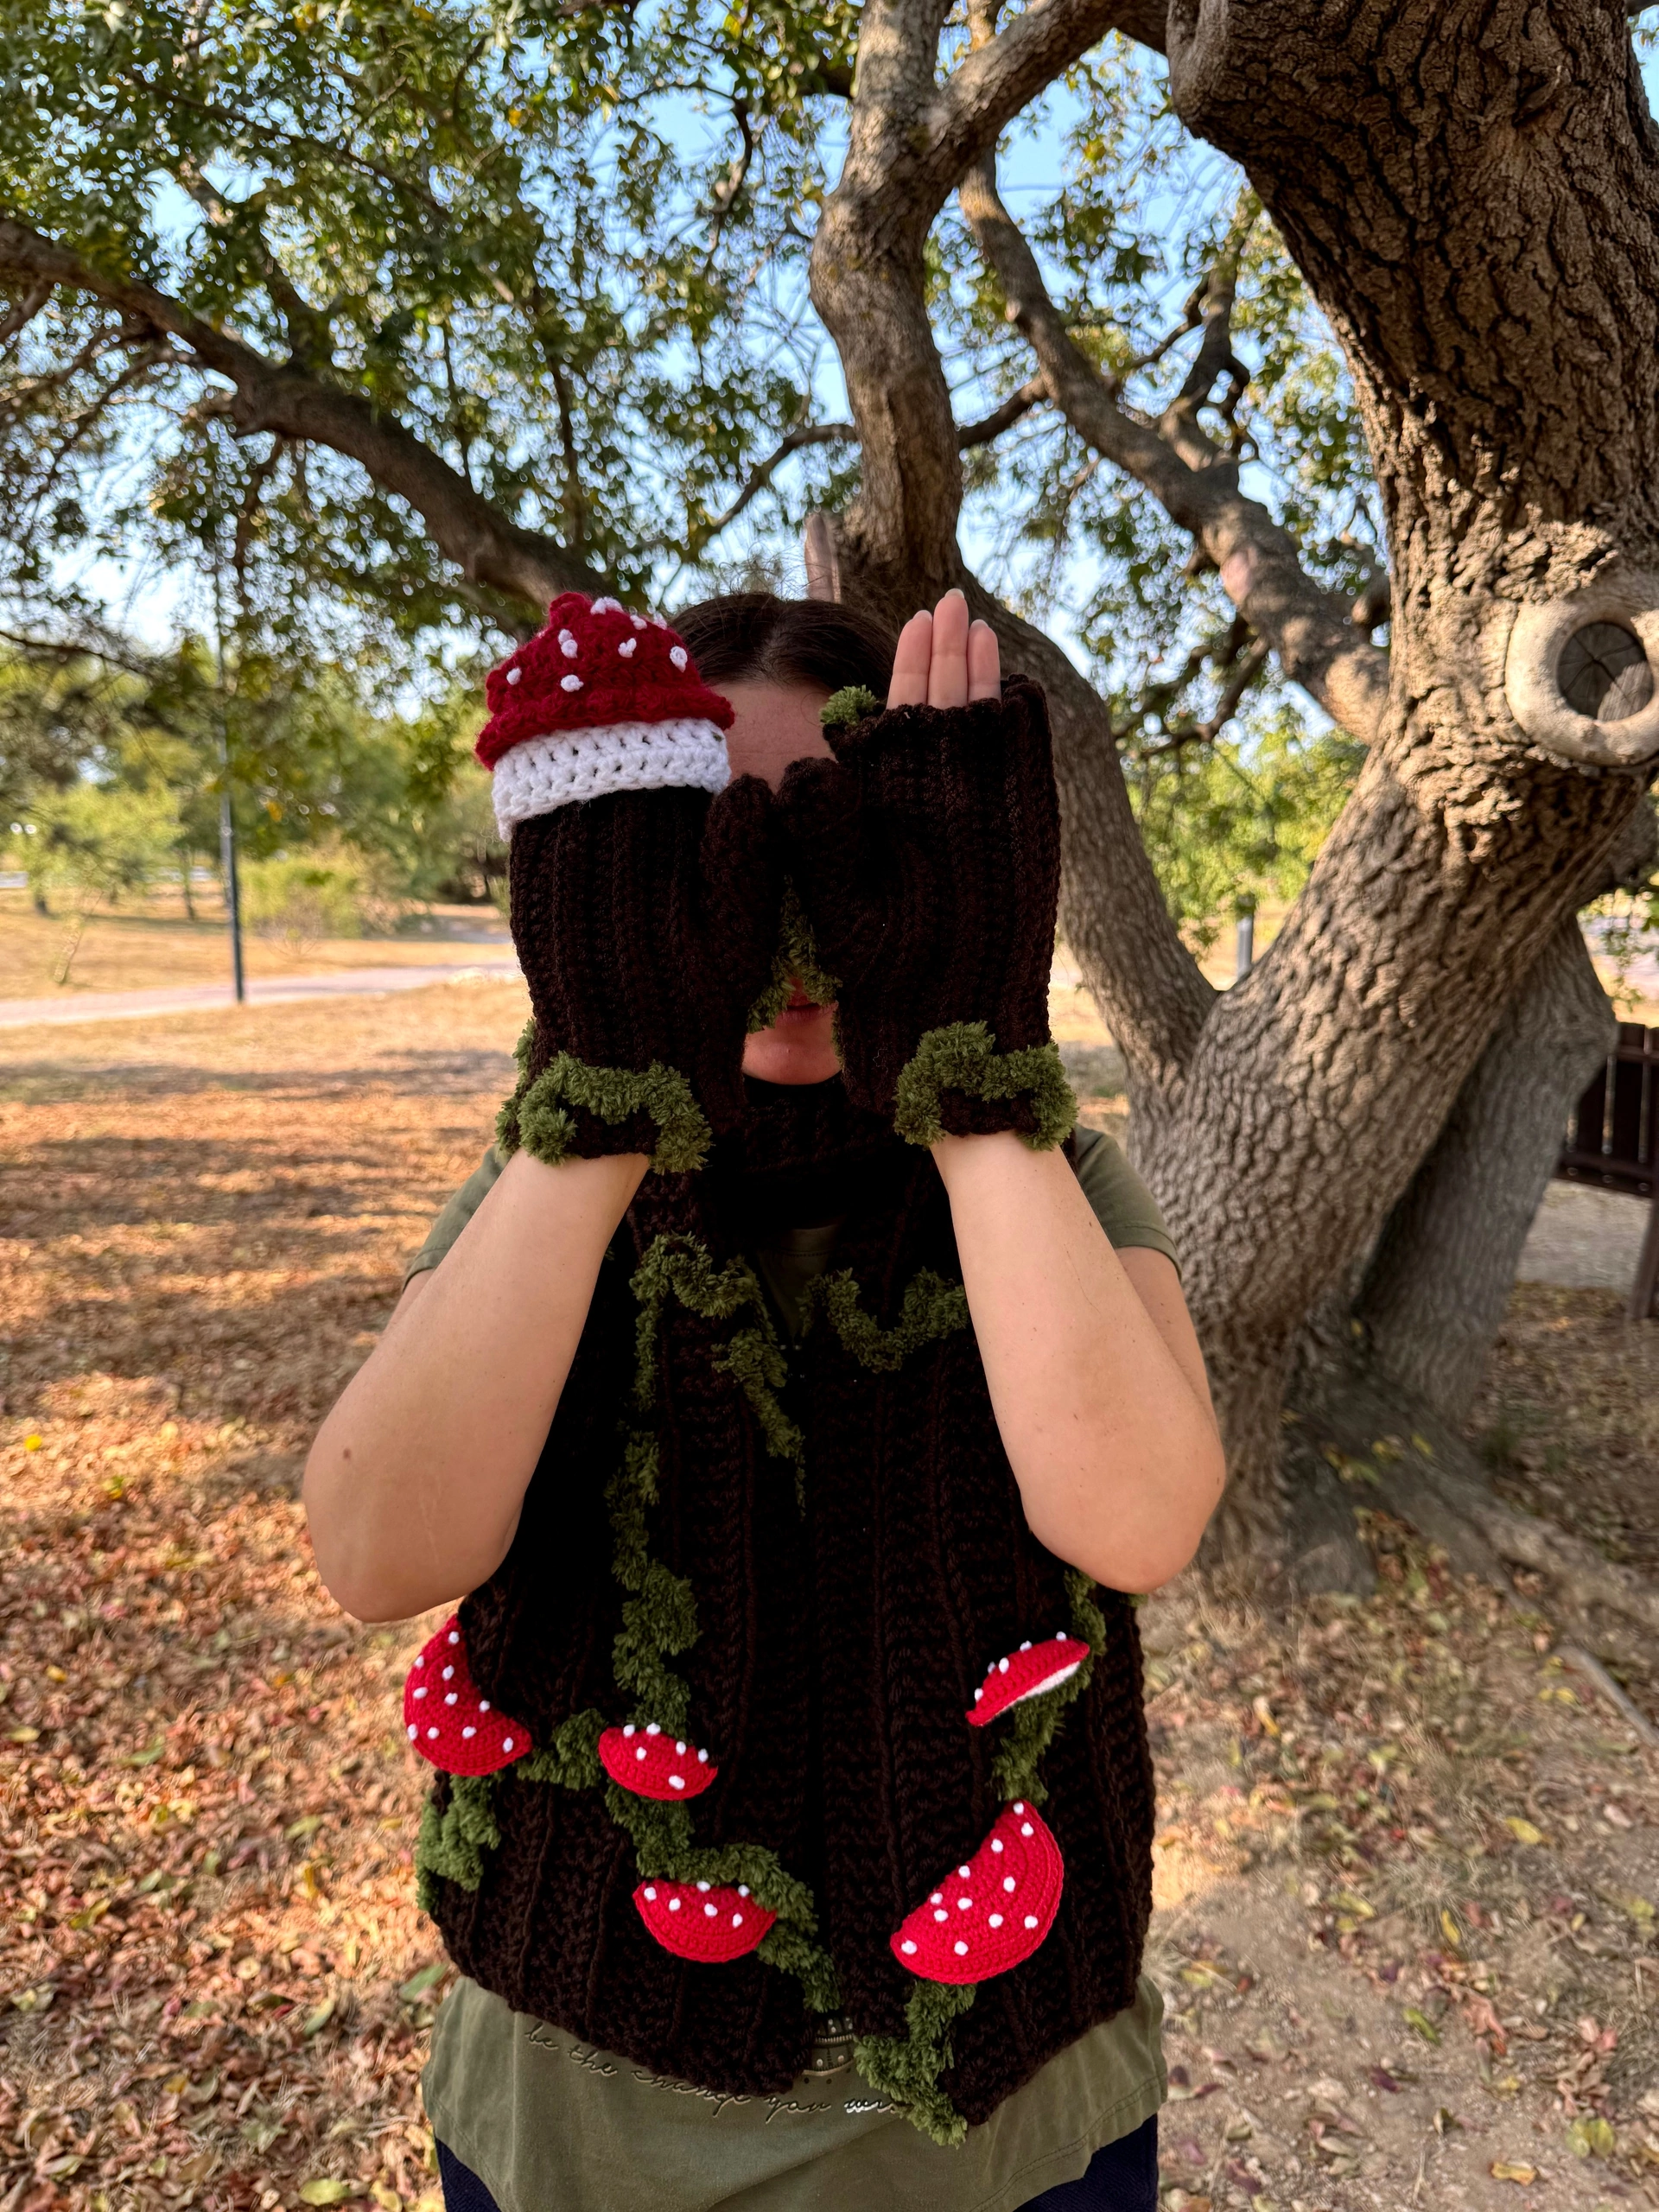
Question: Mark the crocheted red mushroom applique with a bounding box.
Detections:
[474,593,735,834]
[599,1722,718,1802]
[403,1615,531,1777]
[632,1878,776,1964]
[891,1801,1065,1985]
[966,1633,1090,1727]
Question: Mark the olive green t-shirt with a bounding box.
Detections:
[408,1125,1176,2212]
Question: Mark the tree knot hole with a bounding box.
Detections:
[1557,621,1653,723]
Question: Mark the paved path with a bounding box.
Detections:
[0,959,522,1032]
[1518,1179,1651,1294]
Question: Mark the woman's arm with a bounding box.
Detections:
[302,1147,647,1624]
[932,1129,1224,1592]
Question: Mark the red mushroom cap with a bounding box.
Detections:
[403,1614,531,1777]
[599,1723,718,1802]
[890,1802,1065,1985]
[475,594,734,769]
[965,1633,1090,1727]
[632,1878,776,1964]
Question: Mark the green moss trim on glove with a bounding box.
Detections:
[819,684,881,734]
[854,1983,976,2148]
[893,1023,1077,1151]
[496,1050,712,1175]
[745,880,842,1033]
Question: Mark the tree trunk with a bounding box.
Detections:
[1094,0,1659,1557]
[1351,917,1616,1427]
[810,0,1659,1575]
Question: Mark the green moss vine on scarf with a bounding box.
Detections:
[415,1772,501,1909]
[541,1230,837,2016]
[630,1235,805,1500]
[746,880,842,1034]
[892,1023,1077,1153]
[603,1785,841,2014]
[516,1707,607,1790]
[801,1267,969,1373]
[851,1573,1103,2138]
[988,1569,1104,1805]
[855,1984,976,2147]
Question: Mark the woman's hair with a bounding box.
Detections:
[674,592,897,698]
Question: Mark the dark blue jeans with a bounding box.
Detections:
[437,2113,1158,2209]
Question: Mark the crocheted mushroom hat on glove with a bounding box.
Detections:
[476,593,735,836]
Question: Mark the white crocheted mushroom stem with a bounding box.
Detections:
[491,718,732,836]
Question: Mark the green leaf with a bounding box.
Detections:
[298,2182,359,2205]
[1402,2006,1442,2045]
[302,1995,337,2037]
[398,1961,447,2001]
[1566,2116,1616,2158]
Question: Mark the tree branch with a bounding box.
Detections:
[958,156,1390,742]
[957,373,1050,448]
[917,0,1133,207]
[693,423,856,554]
[1159,234,1253,468]
[0,278,53,352]
[0,217,593,613]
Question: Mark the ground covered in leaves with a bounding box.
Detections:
[3,983,1656,2212]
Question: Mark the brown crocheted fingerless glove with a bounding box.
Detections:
[499,777,780,1172]
[778,677,1074,1148]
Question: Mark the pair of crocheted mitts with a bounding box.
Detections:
[480,592,1073,1172]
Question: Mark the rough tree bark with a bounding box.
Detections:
[813,0,1659,1569]
[1133,0,1659,1550]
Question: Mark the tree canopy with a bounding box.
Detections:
[0,0,1394,925]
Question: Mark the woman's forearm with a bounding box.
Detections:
[302,1147,647,1623]
[932,1132,1224,1592]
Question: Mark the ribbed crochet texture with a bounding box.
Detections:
[779,678,1074,1146]
[504,777,781,1157]
[423,1082,1155,2133]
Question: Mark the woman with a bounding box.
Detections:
[304,587,1224,2212]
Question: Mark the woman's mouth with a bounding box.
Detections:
[774,982,834,1027]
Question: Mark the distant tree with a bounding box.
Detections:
[19,779,181,977]
[3,0,1656,1601]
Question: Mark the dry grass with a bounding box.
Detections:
[2,983,1656,2212]
[0,892,510,1003]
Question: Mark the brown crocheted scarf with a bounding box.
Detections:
[416,1077,1154,2144]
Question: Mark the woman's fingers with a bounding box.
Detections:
[967,618,1001,701]
[887,611,933,707]
[926,589,971,706]
[888,594,1000,709]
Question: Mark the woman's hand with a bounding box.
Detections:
[887,588,1001,708]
